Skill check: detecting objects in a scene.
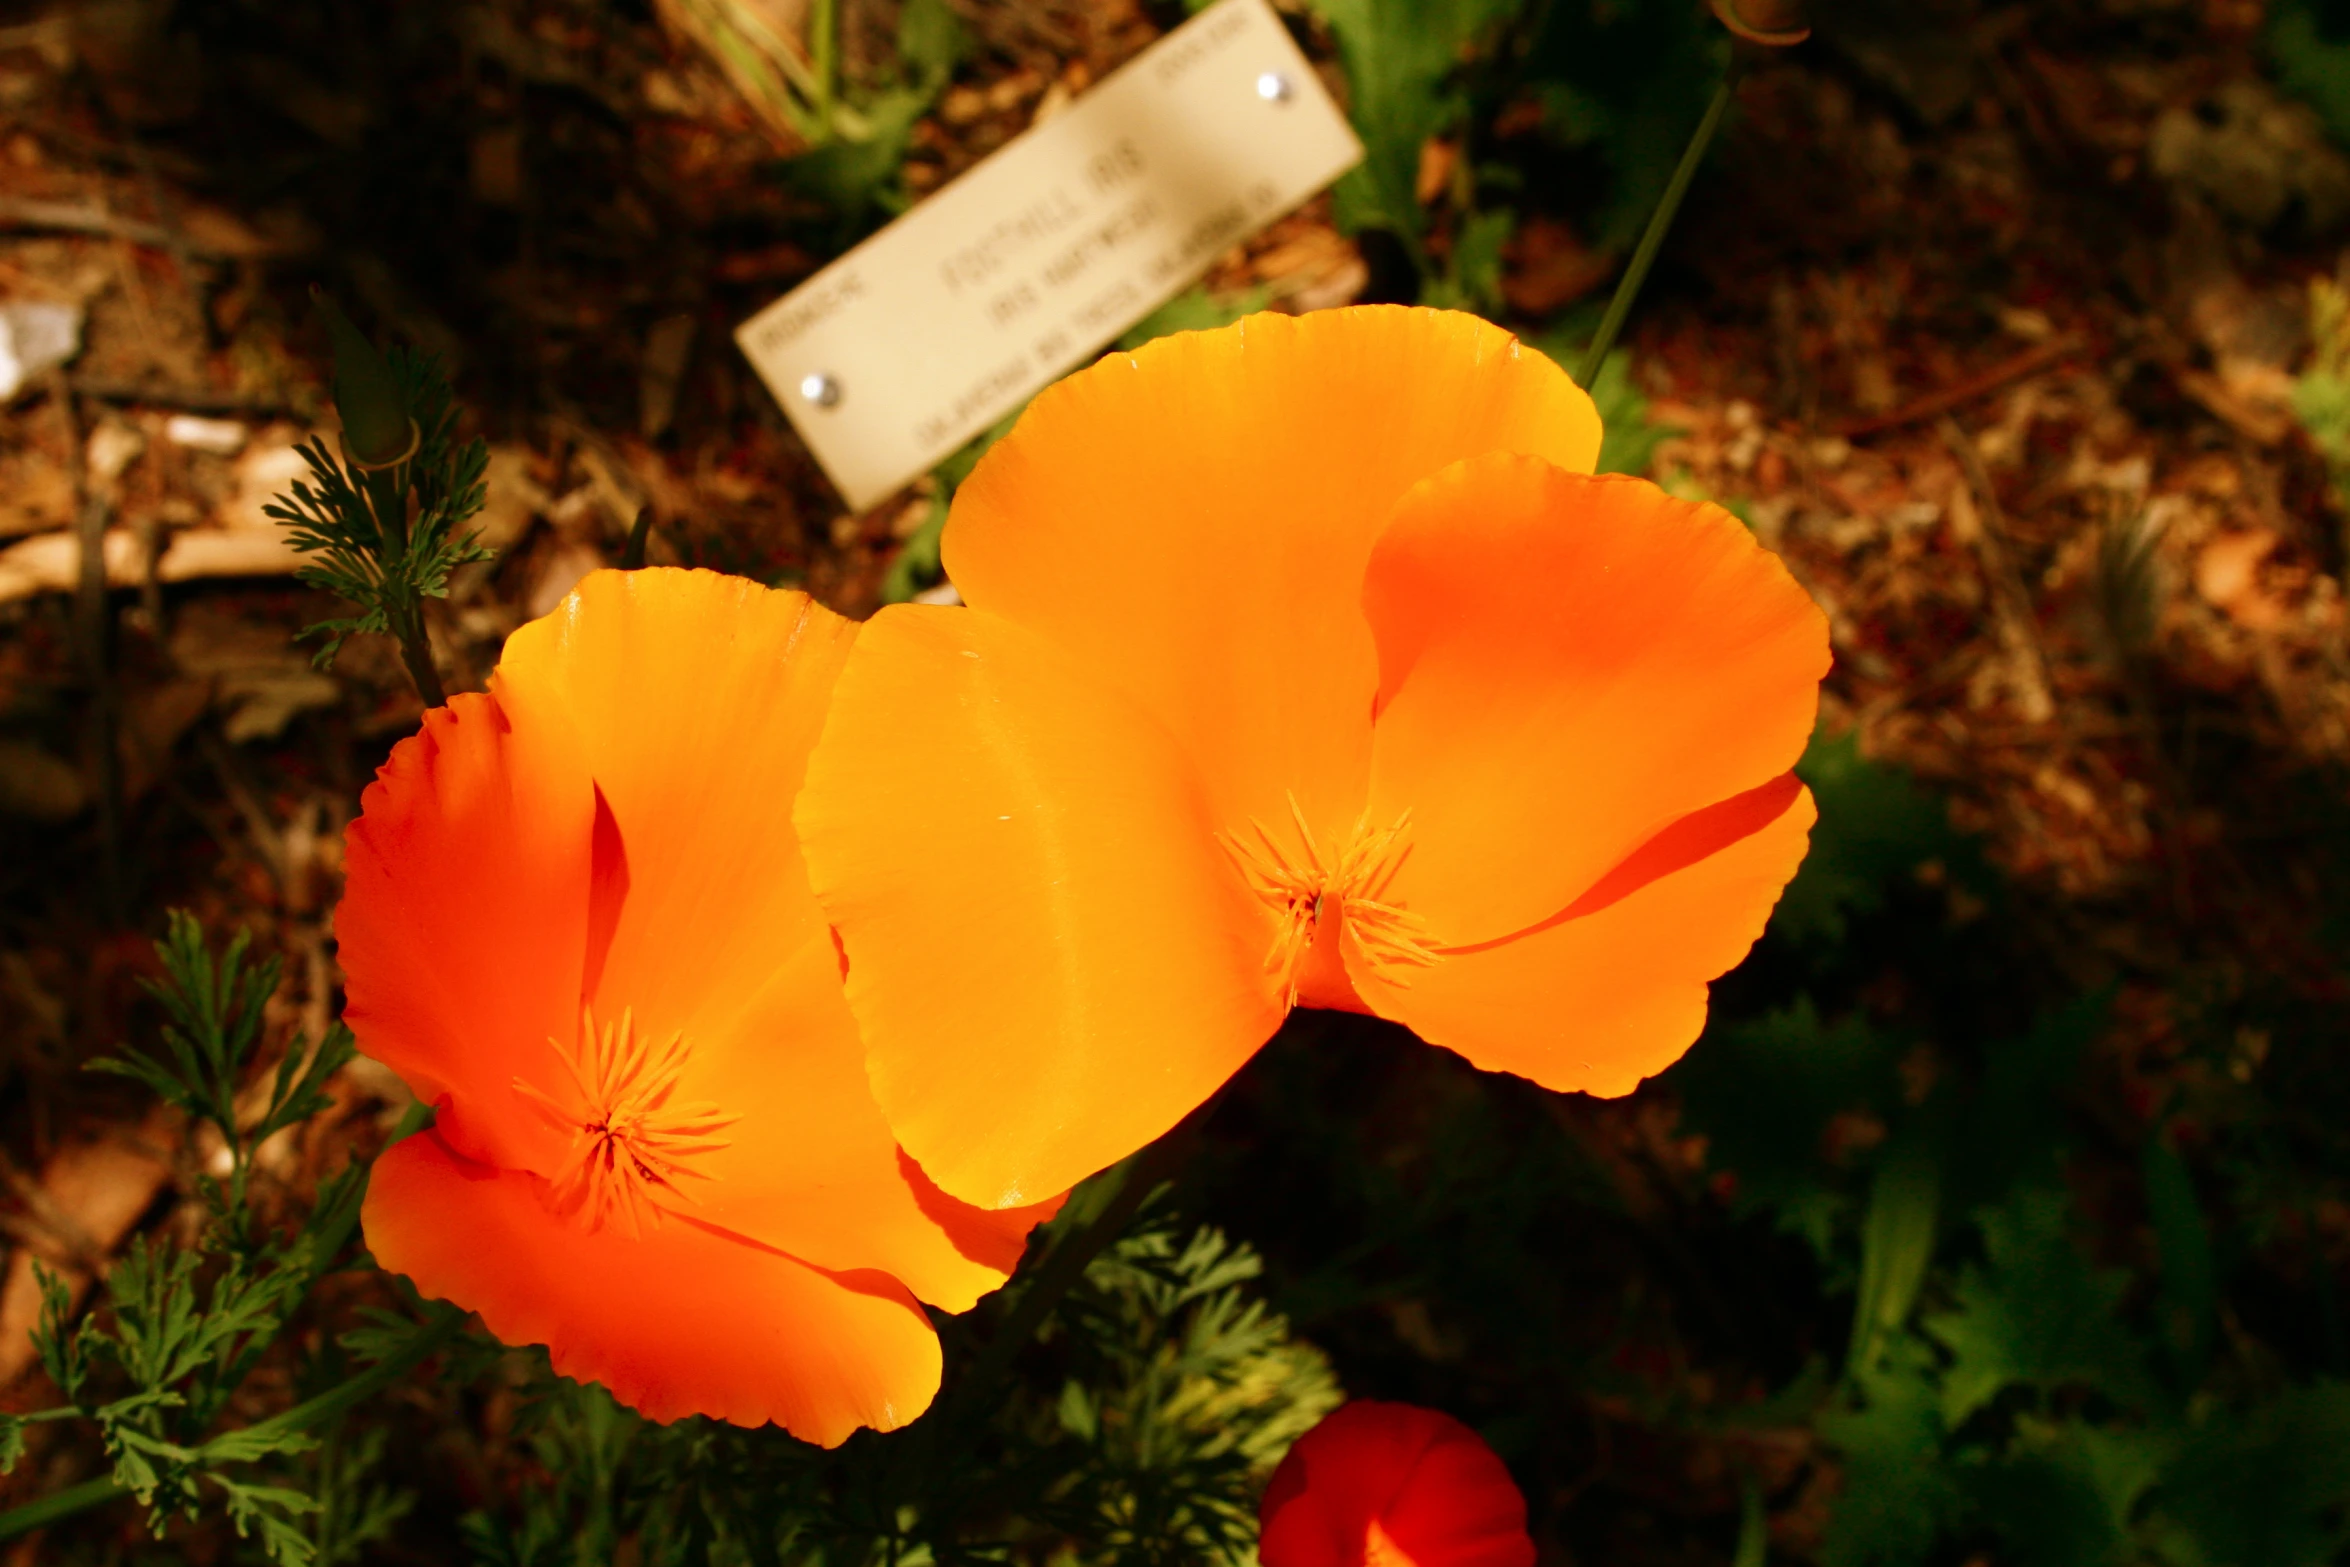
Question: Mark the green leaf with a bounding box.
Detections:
[881,408,1022,604]
[253,1024,360,1150]
[1817,1333,1961,1567]
[1945,996,2101,1213]
[1587,348,1681,477]
[1670,997,1902,1242]
[896,0,969,94]
[1421,206,1514,315]
[1312,0,1521,251]
[1116,286,1270,351]
[1967,1417,2170,1567]
[1519,1,1728,250]
[2269,0,2350,152]
[1775,728,1969,949]
[216,1472,322,1567]
[2143,1130,2217,1377]
[32,1261,89,1401]
[0,1416,22,1476]
[302,1426,414,1567]
[2143,1383,2350,1567]
[317,295,411,468]
[1849,1128,1942,1376]
[1924,1186,2155,1428]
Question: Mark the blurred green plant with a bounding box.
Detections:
[776,0,970,223]
[1312,0,1520,266]
[0,914,462,1565]
[2269,0,2350,151]
[268,296,491,707]
[1665,738,2350,1567]
[1302,0,1728,313]
[2293,276,2350,562]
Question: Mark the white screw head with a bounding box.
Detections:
[799,372,842,408]
[1255,71,1293,104]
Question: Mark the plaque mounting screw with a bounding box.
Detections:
[799,372,842,409]
[1255,71,1293,104]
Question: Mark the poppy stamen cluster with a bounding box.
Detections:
[1221,797,1437,1007]
[512,1003,738,1238]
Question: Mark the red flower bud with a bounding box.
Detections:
[1259,1401,1534,1567]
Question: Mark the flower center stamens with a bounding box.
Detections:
[512,1003,738,1238]
[1218,793,1441,1006]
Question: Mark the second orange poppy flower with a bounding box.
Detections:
[796,305,1833,1212]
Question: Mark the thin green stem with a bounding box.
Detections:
[812,0,837,133]
[224,1302,465,1451]
[0,1303,466,1545]
[1575,53,1746,388]
[620,506,654,571]
[302,1100,434,1281]
[0,1476,126,1545]
[942,1131,1189,1432]
[389,598,446,709]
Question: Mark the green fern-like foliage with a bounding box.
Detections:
[266,345,491,675]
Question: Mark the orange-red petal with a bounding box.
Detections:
[945,307,1600,855]
[795,604,1284,1210]
[364,1130,940,1441]
[491,568,1043,1309]
[338,693,591,1173]
[1258,1401,1535,1567]
[1354,778,1817,1098]
[1361,459,1830,946]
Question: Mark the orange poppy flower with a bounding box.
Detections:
[796,306,1830,1210]
[339,568,1058,1442]
[1257,1401,1535,1567]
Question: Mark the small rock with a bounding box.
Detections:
[0,299,83,400]
[164,413,248,454]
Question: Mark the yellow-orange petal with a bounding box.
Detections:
[676,933,1044,1313]
[1361,459,1829,946]
[1354,778,1817,1097]
[491,568,1043,1310]
[363,1130,941,1442]
[795,604,1284,1210]
[338,693,591,1173]
[945,307,1600,853]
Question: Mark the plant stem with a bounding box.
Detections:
[224,1301,466,1450]
[1574,52,1747,388]
[942,1113,1204,1432]
[387,596,445,708]
[812,0,837,134]
[302,1100,434,1280]
[0,1303,466,1545]
[620,505,654,570]
[0,1477,124,1545]
[357,459,444,707]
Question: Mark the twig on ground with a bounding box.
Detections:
[0,197,235,261]
[1839,336,2082,438]
[1940,415,2059,730]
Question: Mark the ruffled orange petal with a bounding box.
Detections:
[338,693,591,1173]
[1354,778,1817,1098]
[1258,1401,1534,1567]
[1361,459,1830,946]
[796,604,1283,1210]
[491,568,1043,1309]
[945,307,1600,852]
[363,1130,940,1442]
